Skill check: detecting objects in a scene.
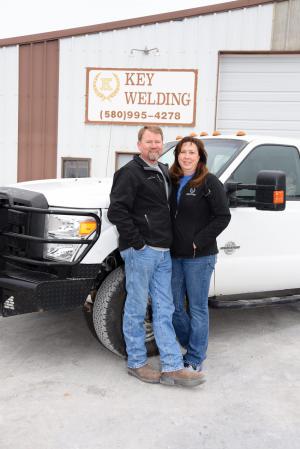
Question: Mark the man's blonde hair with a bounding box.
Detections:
[138,126,163,142]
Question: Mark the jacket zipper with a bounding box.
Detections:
[174,182,188,220]
[174,183,198,257]
[144,214,150,227]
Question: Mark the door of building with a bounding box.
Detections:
[216,53,300,138]
[18,40,59,181]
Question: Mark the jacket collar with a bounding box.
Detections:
[133,154,170,180]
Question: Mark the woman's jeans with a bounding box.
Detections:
[171,255,217,368]
[121,246,184,372]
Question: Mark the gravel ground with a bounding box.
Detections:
[0,303,299,449]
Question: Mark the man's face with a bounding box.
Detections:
[137,130,163,164]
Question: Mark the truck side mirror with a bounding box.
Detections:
[255,170,286,211]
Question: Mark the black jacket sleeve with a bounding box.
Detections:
[193,175,231,249]
[107,166,145,250]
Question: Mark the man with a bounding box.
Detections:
[107,126,205,387]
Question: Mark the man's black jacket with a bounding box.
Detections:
[107,155,172,251]
[170,173,231,258]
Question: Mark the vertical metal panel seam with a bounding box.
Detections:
[256,4,262,48]
[270,0,276,49]
[285,0,292,50]
[214,51,221,131]
[54,40,59,178]
[42,41,47,178]
[17,46,21,181]
[28,44,33,178]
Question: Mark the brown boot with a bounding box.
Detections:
[128,363,161,384]
[160,368,205,387]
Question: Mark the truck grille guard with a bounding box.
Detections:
[0,191,101,267]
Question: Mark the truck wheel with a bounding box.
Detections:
[93,266,158,358]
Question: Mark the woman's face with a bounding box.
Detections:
[178,141,200,175]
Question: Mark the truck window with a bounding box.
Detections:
[161,138,246,175]
[229,144,300,201]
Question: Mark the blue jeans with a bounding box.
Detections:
[171,255,217,368]
[121,246,184,372]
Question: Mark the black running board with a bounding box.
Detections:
[209,294,300,309]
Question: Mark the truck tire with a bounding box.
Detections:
[92,266,158,358]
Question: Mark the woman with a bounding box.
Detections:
[169,136,231,373]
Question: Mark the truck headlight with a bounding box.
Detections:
[43,211,100,262]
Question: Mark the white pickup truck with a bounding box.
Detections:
[1,134,299,357]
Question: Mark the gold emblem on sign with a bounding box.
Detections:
[93,72,120,101]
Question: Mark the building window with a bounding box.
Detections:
[115,152,138,171]
[62,158,91,178]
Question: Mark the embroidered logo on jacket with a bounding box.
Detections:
[186,187,196,196]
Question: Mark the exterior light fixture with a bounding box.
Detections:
[130,46,159,56]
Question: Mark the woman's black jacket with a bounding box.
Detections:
[170,173,231,258]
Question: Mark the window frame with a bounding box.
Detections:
[229,143,300,202]
[115,151,139,171]
[61,157,91,178]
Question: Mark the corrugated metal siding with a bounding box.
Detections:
[18,41,59,181]
[0,46,18,185]
[57,3,273,177]
[272,0,300,50]
[216,53,300,137]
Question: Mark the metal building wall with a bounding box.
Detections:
[57,2,274,178]
[272,0,300,50]
[0,46,18,185]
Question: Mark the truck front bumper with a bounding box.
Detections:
[0,264,98,317]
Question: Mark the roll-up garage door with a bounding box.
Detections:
[216,53,300,138]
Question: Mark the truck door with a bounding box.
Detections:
[215,143,300,296]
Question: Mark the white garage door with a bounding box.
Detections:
[216,54,300,138]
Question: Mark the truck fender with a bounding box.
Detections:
[81,224,119,264]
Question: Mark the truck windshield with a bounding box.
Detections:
[161,138,247,177]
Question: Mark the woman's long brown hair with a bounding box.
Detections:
[169,136,209,188]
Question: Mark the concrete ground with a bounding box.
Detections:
[0,304,299,449]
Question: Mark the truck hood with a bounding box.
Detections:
[8,177,113,209]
